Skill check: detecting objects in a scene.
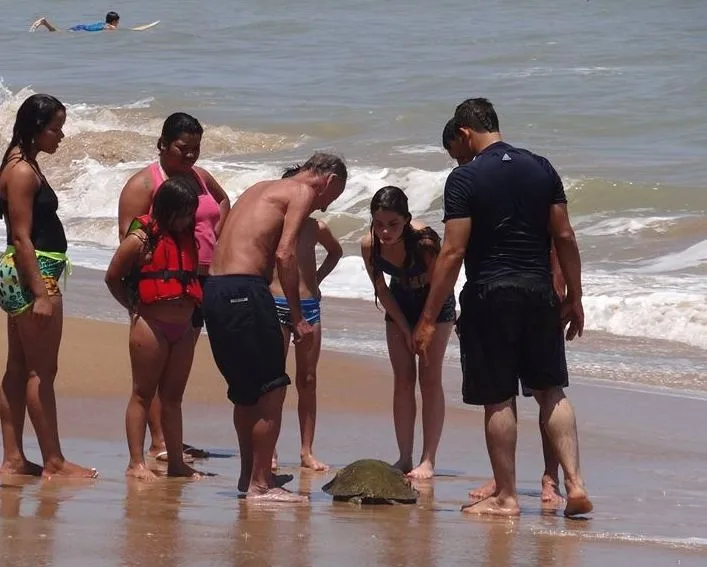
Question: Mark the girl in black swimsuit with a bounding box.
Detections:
[361,186,455,479]
[0,94,96,478]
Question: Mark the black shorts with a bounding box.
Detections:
[191,275,209,328]
[457,283,568,406]
[202,275,290,406]
[520,375,567,398]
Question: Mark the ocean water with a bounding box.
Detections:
[1,0,705,361]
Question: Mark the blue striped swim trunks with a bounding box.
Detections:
[273,296,321,328]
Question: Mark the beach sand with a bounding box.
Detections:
[1,274,707,566]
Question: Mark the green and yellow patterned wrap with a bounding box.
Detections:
[0,246,70,316]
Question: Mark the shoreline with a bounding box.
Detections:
[61,264,707,398]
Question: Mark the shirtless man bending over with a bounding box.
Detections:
[203,153,347,502]
[271,165,343,472]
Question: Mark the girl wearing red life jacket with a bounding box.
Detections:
[105,176,206,481]
[117,113,228,463]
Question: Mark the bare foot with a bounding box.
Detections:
[29,17,45,32]
[167,463,205,479]
[540,477,565,507]
[564,494,593,517]
[246,486,309,503]
[126,463,158,482]
[407,461,434,480]
[238,472,293,492]
[43,460,98,480]
[392,458,413,474]
[462,495,520,517]
[563,480,593,517]
[469,478,497,500]
[0,459,43,477]
[301,454,329,472]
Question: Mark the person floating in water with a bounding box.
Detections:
[30,11,120,32]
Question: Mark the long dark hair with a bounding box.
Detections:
[1,94,65,219]
[369,186,419,306]
[1,94,65,172]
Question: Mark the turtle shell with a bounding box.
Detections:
[322,459,418,504]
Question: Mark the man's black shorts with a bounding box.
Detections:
[191,275,208,328]
[457,282,568,406]
[203,275,290,406]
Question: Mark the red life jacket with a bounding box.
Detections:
[129,215,203,305]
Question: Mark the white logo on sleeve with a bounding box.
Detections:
[502,153,512,161]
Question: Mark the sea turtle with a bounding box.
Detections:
[322,459,419,504]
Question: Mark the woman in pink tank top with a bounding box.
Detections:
[117,112,230,462]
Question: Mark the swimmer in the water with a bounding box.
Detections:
[30,11,120,33]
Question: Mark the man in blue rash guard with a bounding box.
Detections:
[30,11,120,32]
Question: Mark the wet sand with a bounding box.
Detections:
[1,315,707,566]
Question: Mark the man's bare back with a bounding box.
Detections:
[210,179,298,280]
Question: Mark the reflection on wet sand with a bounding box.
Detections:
[308,476,440,567]
[230,494,311,566]
[206,468,316,566]
[121,479,187,566]
[479,519,518,567]
[0,476,96,566]
[290,473,315,567]
[378,500,440,567]
[465,504,584,567]
[297,470,316,498]
[1,477,55,567]
[531,519,581,567]
[1,461,706,567]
